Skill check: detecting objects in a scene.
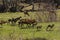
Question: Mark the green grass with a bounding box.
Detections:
[0,11,60,40]
[0,22,60,40]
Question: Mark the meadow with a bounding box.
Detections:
[0,10,60,40]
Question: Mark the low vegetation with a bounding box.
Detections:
[0,11,60,40]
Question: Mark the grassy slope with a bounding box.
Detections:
[0,10,60,40]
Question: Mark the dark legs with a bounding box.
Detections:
[46,26,54,31]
